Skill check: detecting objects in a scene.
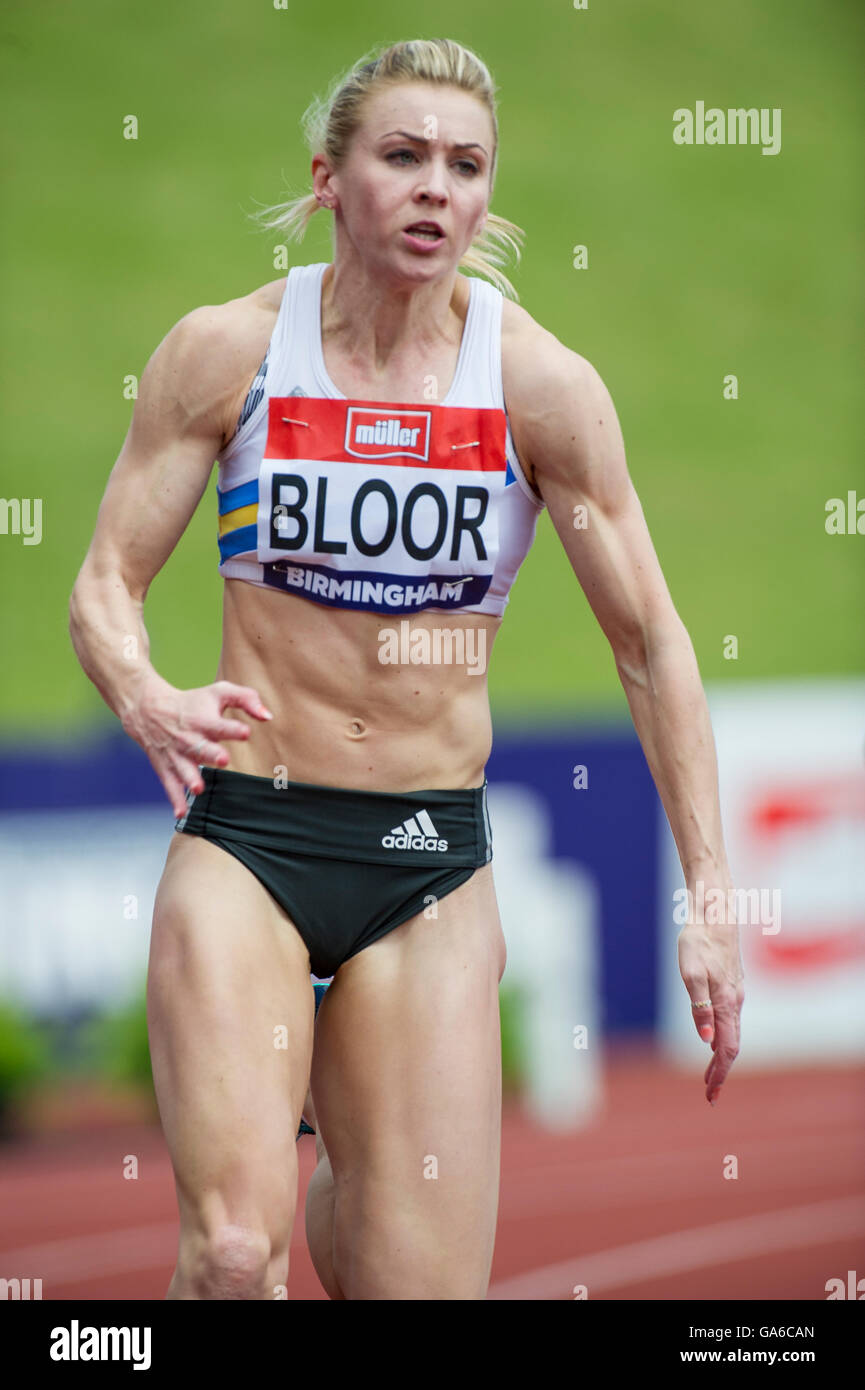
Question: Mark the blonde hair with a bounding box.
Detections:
[251,38,525,300]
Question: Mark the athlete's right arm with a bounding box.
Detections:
[69,305,273,817]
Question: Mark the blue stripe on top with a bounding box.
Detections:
[218,523,258,559]
[217,479,258,516]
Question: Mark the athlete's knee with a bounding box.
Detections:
[180,1222,286,1299]
[331,1199,491,1301]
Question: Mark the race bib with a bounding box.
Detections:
[254,396,506,612]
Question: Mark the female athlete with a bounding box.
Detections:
[69,38,744,1300]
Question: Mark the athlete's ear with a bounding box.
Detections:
[311,153,337,209]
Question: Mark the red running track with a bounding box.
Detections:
[1,1042,863,1301]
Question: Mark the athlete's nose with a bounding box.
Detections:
[415,187,447,208]
[415,158,449,204]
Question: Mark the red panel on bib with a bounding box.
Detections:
[264,396,507,472]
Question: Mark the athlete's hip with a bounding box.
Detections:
[175,763,493,868]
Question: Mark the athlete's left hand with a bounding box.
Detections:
[677,889,745,1106]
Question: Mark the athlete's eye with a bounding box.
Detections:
[386,149,480,176]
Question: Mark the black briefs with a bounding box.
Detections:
[175,766,493,979]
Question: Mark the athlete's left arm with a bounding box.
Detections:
[504,318,744,1105]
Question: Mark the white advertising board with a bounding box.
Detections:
[659,679,865,1067]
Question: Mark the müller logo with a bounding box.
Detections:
[345,407,431,461]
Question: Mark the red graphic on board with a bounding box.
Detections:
[746,774,865,971]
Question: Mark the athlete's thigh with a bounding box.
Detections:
[309,863,506,1273]
[148,831,315,1235]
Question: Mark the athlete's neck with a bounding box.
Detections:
[320,260,470,374]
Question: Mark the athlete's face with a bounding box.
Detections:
[318,82,495,280]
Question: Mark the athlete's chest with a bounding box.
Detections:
[315,354,461,411]
[217,392,512,613]
[268,392,505,568]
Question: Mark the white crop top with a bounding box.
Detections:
[215,262,544,617]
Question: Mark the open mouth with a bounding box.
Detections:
[404,222,445,242]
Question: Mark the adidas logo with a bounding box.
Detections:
[381,808,448,852]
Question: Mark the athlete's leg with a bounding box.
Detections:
[304,1121,346,1300]
[147,832,315,1299]
[308,862,507,1300]
[300,1030,346,1300]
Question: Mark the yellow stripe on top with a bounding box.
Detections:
[218,502,258,537]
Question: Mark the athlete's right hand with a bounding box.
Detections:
[120,673,273,818]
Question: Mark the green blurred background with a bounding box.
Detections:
[0,0,862,738]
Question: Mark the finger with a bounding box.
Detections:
[207,718,252,742]
[186,735,230,768]
[705,1028,731,1088]
[155,757,194,820]
[704,1010,740,1102]
[214,681,273,720]
[168,746,206,800]
[690,997,715,1043]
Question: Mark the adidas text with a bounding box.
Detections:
[382,809,448,851]
[382,833,448,852]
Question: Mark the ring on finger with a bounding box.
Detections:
[193,739,205,761]
[692,999,712,1009]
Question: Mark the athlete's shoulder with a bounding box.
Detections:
[142,278,287,448]
[171,276,286,361]
[501,295,600,405]
[500,297,621,487]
